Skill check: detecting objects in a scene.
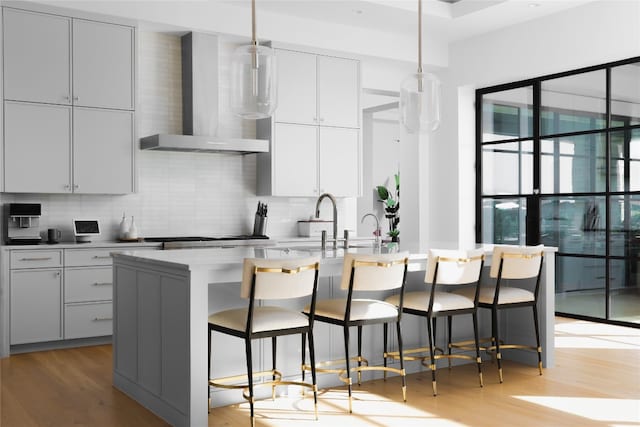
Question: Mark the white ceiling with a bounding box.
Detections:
[223,0,599,43]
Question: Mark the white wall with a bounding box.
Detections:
[23,0,448,68]
[433,0,640,246]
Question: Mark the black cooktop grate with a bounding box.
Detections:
[143,235,268,242]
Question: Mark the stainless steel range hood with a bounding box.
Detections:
[140,32,268,154]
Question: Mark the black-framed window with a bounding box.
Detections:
[476,56,640,328]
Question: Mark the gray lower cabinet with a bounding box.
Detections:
[10,269,63,345]
[8,246,153,347]
[9,250,64,345]
[64,266,114,339]
[64,301,113,340]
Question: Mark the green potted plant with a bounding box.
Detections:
[376,172,400,242]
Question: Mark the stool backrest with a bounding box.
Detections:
[425,248,484,285]
[489,245,544,280]
[240,256,320,300]
[340,252,409,291]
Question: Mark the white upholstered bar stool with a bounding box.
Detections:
[303,252,409,413]
[453,245,544,383]
[208,256,321,427]
[385,248,485,395]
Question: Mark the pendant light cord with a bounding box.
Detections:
[251,0,257,46]
[417,0,422,74]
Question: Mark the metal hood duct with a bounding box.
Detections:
[140,32,268,154]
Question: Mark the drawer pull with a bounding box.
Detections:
[92,317,113,322]
[93,282,112,286]
[19,257,53,261]
[92,256,112,259]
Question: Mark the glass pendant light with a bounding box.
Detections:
[230,0,277,119]
[399,0,441,133]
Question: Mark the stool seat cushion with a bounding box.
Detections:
[305,298,398,321]
[386,290,474,312]
[454,286,534,305]
[209,306,309,334]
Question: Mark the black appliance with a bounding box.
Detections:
[143,235,269,249]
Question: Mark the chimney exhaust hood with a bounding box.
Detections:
[140,32,269,154]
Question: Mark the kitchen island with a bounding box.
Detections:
[112,244,556,427]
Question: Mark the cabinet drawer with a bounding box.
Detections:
[65,248,115,267]
[64,302,112,339]
[65,267,112,303]
[11,250,63,269]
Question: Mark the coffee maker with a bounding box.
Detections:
[5,203,42,245]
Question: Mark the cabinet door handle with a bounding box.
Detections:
[93,282,112,286]
[92,317,112,322]
[319,118,325,122]
[73,184,79,190]
[92,255,112,259]
[19,257,53,261]
[73,96,79,101]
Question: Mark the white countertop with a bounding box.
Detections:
[112,245,419,271]
[1,240,161,250]
[111,241,557,273]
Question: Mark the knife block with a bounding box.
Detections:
[253,214,267,236]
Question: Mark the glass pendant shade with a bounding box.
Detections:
[400,71,441,133]
[230,44,278,119]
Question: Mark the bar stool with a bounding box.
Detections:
[303,252,409,413]
[385,248,485,395]
[208,256,321,427]
[453,245,544,383]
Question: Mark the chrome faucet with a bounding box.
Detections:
[361,213,381,247]
[315,193,338,249]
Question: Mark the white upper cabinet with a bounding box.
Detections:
[271,123,318,196]
[72,19,134,110]
[257,49,361,197]
[274,49,359,129]
[275,50,317,125]
[317,55,360,128]
[1,6,136,194]
[73,108,134,194]
[3,9,134,110]
[3,8,72,105]
[319,127,360,197]
[4,102,71,193]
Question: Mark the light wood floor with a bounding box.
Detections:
[1,317,639,427]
